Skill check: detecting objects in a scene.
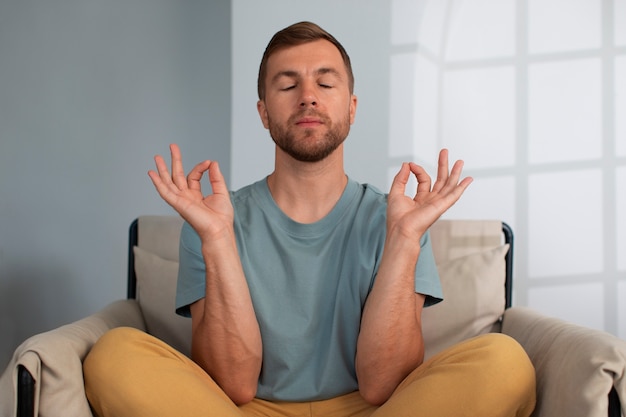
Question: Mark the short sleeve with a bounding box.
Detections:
[175,222,207,317]
[414,230,443,307]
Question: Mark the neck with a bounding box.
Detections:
[267,146,347,223]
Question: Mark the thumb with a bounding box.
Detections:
[389,163,411,198]
[207,161,229,195]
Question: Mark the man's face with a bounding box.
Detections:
[257,39,357,163]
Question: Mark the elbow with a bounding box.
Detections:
[199,362,259,405]
[356,365,395,406]
[191,352,259,405]
[359,381,395,407]
[191,341,261,405]
[225,383,257,406]
[359,384,392,406]
[356,352,424,406]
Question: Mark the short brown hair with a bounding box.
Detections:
[257,21,354,100]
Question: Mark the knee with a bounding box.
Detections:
[477,333,534,376]
[476,333,537,410]
[84,327,147,386]
[91,326,145,352]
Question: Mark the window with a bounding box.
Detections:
[389,0,626,336]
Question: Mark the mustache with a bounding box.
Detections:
[288,109,331,124]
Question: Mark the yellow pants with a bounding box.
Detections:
[84,327,535,417]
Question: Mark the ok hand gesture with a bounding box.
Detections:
[387,149,472,240]
[148,144,234,241]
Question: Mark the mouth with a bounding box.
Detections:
[295,117,324,128]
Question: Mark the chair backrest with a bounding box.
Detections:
[423,219,512,359]
[128,216,513,360]
[128,215,190,355]
[128,215,184,299]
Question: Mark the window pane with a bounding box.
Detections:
[417,0,449,54]
[529,0,601,53]
[616,0,626,46]
[389,53,416,158]
[442,66,515,169]
[618,167,626,271]
[528,283,605,331]
[442,176,516,225]
[529,58,602,164]
[391,0,425,45]
[528,169,603,277]
[413,55,440,160]
[446,0,515,60]
[617,56,626,156]
[392,0,450,51]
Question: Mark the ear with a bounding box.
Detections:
[349,94,358,125]
[257,100,270,129]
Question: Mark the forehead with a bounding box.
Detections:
[265,39,347,77]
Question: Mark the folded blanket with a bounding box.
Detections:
[0,300,144,417]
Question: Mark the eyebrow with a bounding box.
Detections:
[270,67,343,84]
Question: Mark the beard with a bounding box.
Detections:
[267,109,351,163]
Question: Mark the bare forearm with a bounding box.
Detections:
[356,151,470,404]
[190,233,262,405]
[356,233,425,405]
[148,146,261,403]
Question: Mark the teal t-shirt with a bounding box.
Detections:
[175,178,442,402]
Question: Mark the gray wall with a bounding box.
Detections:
[0,0,231,370]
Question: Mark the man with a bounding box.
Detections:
[84,21,535,417]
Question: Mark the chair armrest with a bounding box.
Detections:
[502,307,626,417]
[0,299,145,417]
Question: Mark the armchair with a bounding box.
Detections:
[1,216,624,417]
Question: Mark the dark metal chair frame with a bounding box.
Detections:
[14,221,621,417]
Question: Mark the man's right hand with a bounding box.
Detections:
[150,144,262,404]
[148,143,234,242]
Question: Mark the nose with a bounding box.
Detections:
[299,83,318,108]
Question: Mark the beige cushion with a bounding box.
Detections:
[422,244,509,359]
[133,246,192,357]
[137,215,184,260]
[429,219,503,264]
[503,307,626,417]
